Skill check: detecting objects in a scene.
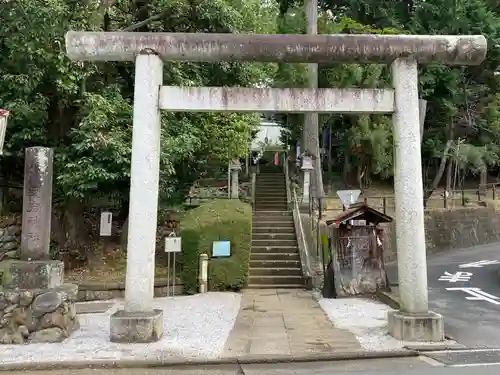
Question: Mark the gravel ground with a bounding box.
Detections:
[319,298,461,351]
[0,292,241,364]
[318,298,405,351]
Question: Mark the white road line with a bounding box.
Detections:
[429,348,500,354]
[449,362,500,368]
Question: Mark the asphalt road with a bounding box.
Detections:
[387,242,500,348]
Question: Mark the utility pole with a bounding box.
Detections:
[304,0,325,203]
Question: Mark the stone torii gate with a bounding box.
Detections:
[65,32,487,343]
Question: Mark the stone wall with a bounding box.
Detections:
[77,279,183,301]
[0,217,21,261]
[0,284,79,344]
[384,206,500,263]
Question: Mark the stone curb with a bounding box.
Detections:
[376,290,401,310]
[0,350,419,371]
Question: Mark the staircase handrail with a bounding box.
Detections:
[285,152,313,289]
[250,165,257,211]
[283,152,292,210]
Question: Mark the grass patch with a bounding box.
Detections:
[180,199,252,294]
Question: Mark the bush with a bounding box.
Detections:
[180,199,252,293]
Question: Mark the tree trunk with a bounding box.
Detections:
[356,163,366,195]
[445,158,453,193]
[52,198,87,270]
[342,152,351,188]
[445,120,455,193]
[63,198,86,249]
[328,123,333,176]
[424,140,452,204]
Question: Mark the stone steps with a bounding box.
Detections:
[256,185,285,187]
[252,239,298,247]
[248,170,303,289]
[252,222,294,229]
[252,233,296,240]
[254,206,288,211]
[255,189,286,194]
[254,197,288,202]
[249,267,302,276]
[246,283,303,289]
[253,212,292,218]
[253,226,296,233]
[251,246,299,254]
[250,252,300,261]
[247,275,304,287]
[249,259,301,268]
[252,217,293,226]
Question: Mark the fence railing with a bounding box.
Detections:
[321,187,497,215]
[184,195,251,207]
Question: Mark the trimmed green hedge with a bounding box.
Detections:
[180,199,252,293]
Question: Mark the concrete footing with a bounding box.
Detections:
[387,310,444,342]
[109,309,163,343]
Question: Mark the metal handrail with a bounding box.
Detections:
[251,171,256,211]
[292,188,312,277]
[286,155,313,288]
[283,152,292,210]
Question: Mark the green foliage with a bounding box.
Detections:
[2,0,500,250]
[180,199,252,293]
[0,0,275,195]
[0,0,277,247]
[276,0,500,188]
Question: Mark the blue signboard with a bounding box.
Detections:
[212,241,231,258]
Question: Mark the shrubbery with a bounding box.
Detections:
[180,199,252,293]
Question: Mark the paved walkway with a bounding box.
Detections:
[223,289,361,356]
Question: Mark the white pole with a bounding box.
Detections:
[392,57,429,313]
[199,253,208,293]
[303,170,311,204]
[124,52,163,313]
[231,167,240,199]
[228,163,231,198]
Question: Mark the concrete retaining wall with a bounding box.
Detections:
[76,279,183,301]
[384,206,500,262]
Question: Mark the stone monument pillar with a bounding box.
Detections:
[21,147,53,260]
[0,147,79,344]
[230,160,241,199]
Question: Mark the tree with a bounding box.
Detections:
[286,0,500,193]
[274,6,399,189]
[0,0,278,250]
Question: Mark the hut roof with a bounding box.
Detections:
[325,203,393,226]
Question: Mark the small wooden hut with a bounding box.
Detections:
[323,203,393,298]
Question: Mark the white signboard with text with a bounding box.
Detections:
[100,212,112,236]
[165,236,182,253]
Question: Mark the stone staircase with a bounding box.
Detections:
[249,166,303,288]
